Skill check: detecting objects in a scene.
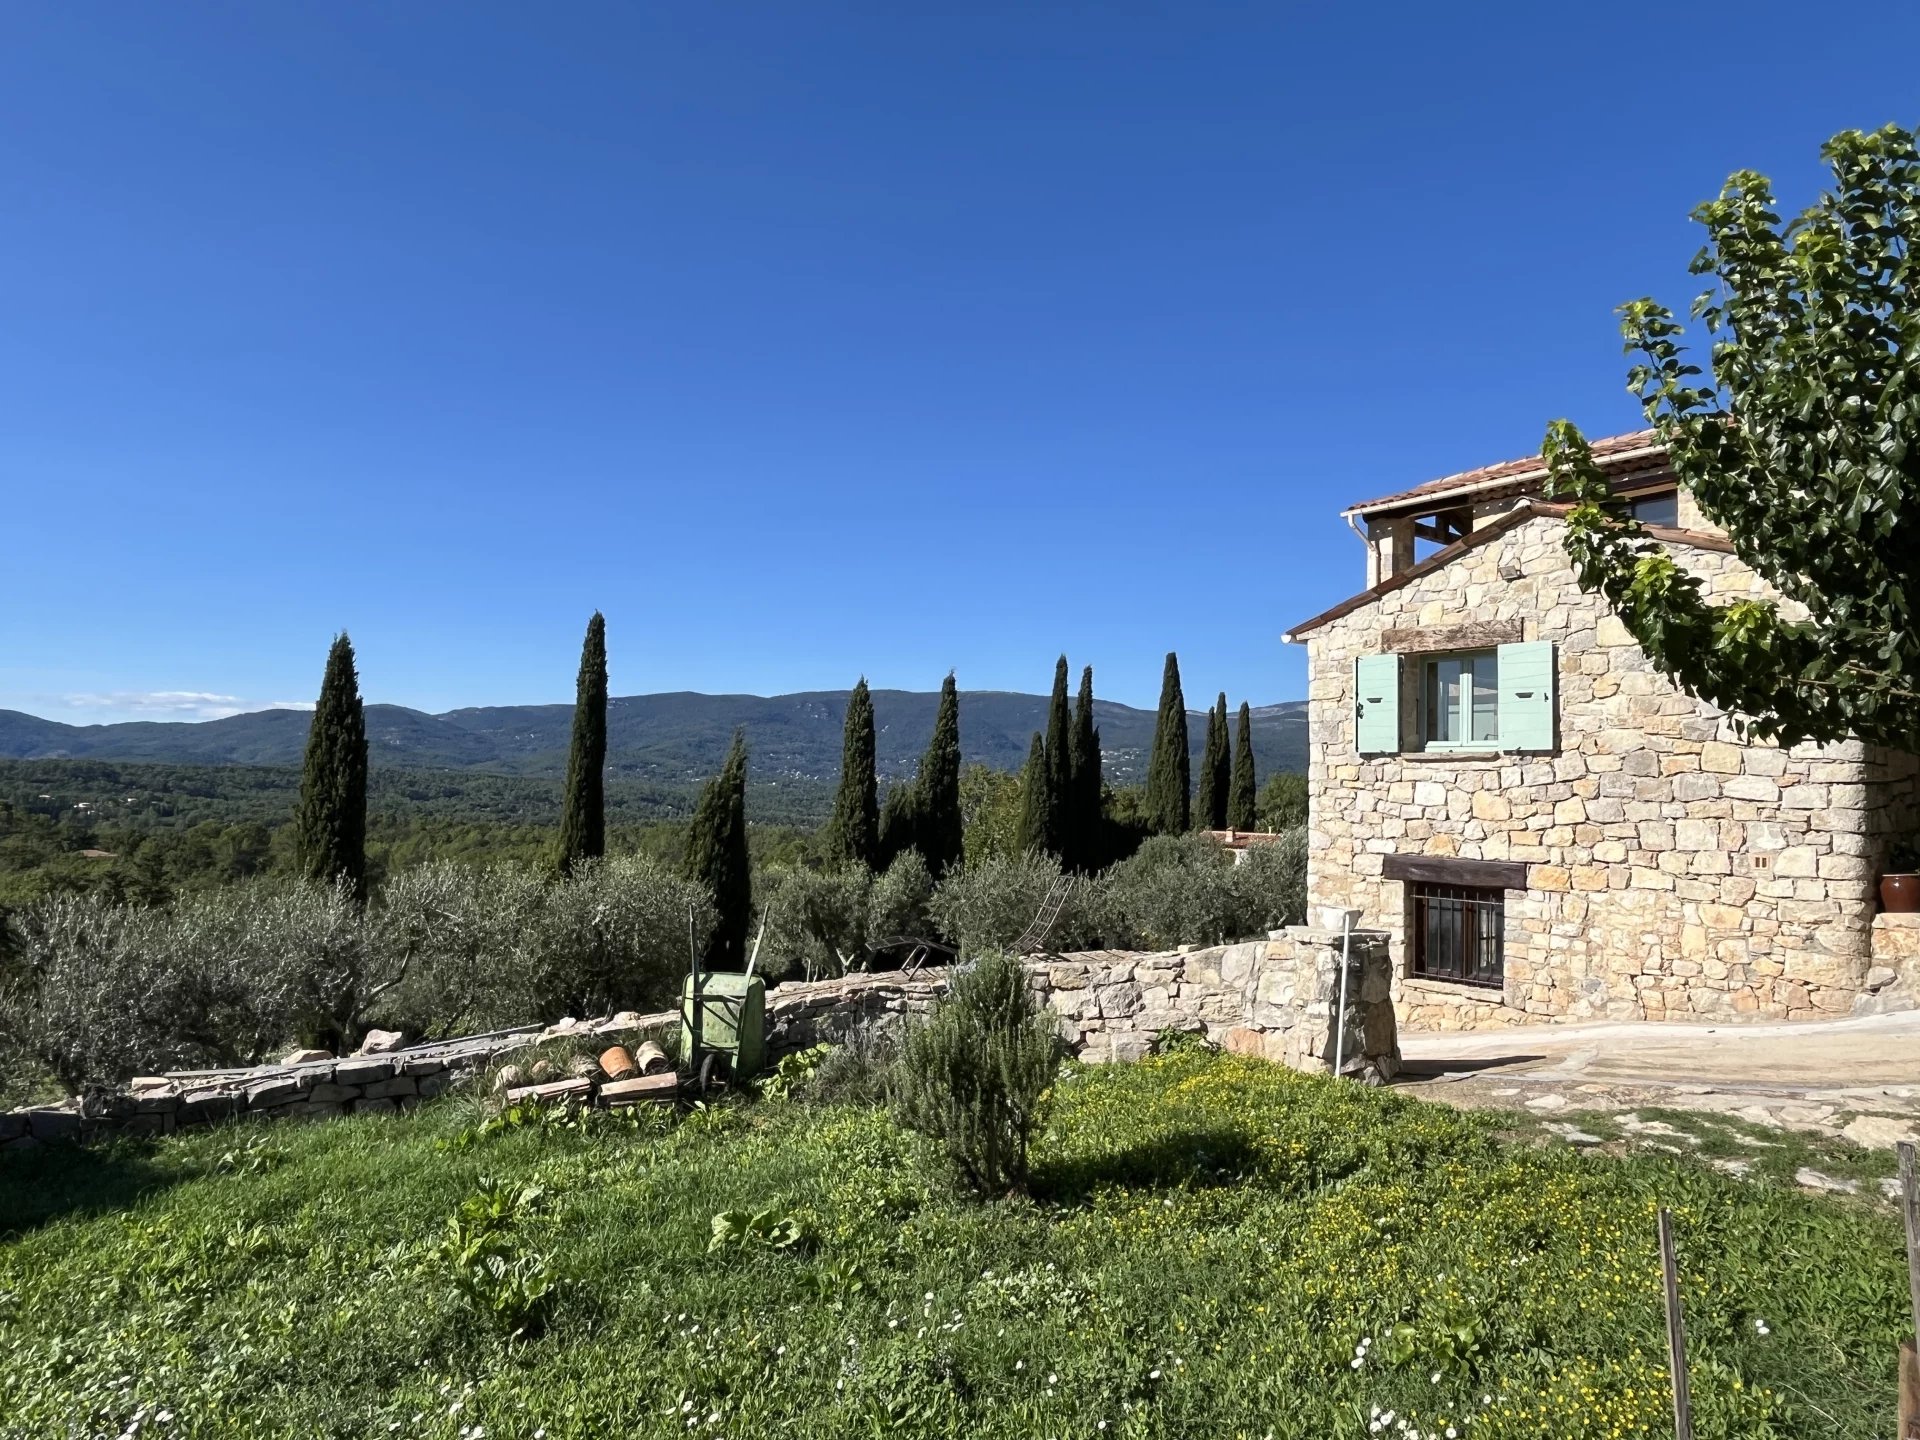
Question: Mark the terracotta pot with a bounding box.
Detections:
[598,1045,638,1081]
[1882,873,1920,913]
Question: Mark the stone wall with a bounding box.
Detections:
[2,939,1401,1148]
[1303,510,1920,1030]
[1864,913,1920,1014]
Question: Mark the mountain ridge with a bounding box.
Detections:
[0,689,1309,785]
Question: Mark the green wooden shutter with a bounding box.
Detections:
[1354,654,1401,755]
[1497,641,1556,751]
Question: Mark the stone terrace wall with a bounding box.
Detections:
[1,938,1401,1150]
[1305,509,1920,1031]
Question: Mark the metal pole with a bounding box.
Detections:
[688,903,702,1066]
[1333,909,1354,1078]
[1658,1207,1694,1440]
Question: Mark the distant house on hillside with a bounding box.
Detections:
[1283,430,1919,1030]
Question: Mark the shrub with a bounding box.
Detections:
[379,856,714,1031]
[803,1022,899,1106]
[1102,833,1243,949]
[756,865,870,981]
[1227,826,1308,934]
[889,951,1061,1195]
[867,849,934,948]
[927,852,1109,957]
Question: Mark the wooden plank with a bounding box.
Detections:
[599,1073,680,1106]
[504,1078,592,1106]
[1381,620,1526,655]
[1902,1141,1920,1346]
[1658,1208,1694,1440]
[1901,1340,1919,1440]
[1382,853,1530,890]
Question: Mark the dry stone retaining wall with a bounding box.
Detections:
[2,935,1400,1149]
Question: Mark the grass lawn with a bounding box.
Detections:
[0,1052,1910,1440]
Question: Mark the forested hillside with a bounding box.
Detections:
[0,689,1308,783]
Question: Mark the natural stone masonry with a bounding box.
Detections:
[1301,511,1920,1029]
[2,939,1400,1147]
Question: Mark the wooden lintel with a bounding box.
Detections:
[1383,853,1531,890]
[1381,621,1526,655]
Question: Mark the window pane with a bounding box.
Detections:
[1629,490,1679,527]
[1470,653,1499,743]
[1435,659,1461,742]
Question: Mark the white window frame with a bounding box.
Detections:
[1419,649,1500,751]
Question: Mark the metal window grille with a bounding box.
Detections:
[1411,882,1504,988]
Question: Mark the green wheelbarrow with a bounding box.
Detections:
[680,968,766,1097]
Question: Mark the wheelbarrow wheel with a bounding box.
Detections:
[696,1051,730,1098]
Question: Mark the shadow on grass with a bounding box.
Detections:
[0,1136,182,1238]
[1032,1126,1261,1203]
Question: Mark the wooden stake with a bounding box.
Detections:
[1658,1208,1694,1440]
[1901,1141,1920,1345]
[1901,1340,1919,1440]
[1902,1142,1920,1440]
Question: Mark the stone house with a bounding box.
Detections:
[1283,430,1920,1030]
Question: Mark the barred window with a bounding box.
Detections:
[1411,882,1504,988]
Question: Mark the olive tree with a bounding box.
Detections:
[1544,124,1919,749]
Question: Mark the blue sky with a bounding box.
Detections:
[4,5,1916,724]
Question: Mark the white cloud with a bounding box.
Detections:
[266,700,317,712]
[61,691,257,721]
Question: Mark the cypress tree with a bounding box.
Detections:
[1068,665,1103,871]
[823,678,879,869]
[556,611,608,876]
[1144,651,1190,835]
[1015,732,1054,857]
[294,632,368,901]
[1197,694,1229,830]
[877,783,919,870]
[1043,656,1072,861]
[916,673,964,877]
[1229,700,1258,830]
[685,730,752,968]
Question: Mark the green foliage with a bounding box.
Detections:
[1544,123,1920,751]
[927,850,1109,956]
[1144,652,1190,835]
[707,1205,817,1253]
[293,633,369,906]
[823,678,880,870]
[959,763,1023,867]
[1256,771,1309,831]
[555,611,608,876]
[1197,694,1230,830]
[1228,701,1257,831]
[890,951,1062,1195]
[757,1043,831,1101]
[430,1178,562,1339]
[1043,657,1073,859]
[756,850,936,982]
[0,1054,1907,1437]
[685,730,752,968]
[918,673,965,878]
[1014,732,1054,858]
[1103,834,1243,950]
[1067,665,1104,872]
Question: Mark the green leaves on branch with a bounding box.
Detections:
[1544,123,1920,750]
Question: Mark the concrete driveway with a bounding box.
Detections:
[1393,1009,1920,1150]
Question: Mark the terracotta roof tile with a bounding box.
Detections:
[1344,429,1663,516]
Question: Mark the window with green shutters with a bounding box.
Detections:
[1354,641,1556,755]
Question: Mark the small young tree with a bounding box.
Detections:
[1144,652,1191,835]
[1068,665,1104,871]
[685,730,752,968]
[890,950,1061,1196]
[1228,700,1257,831]
[1257,771,1309,831]
[823,678,880,870]
[1014,732,1054,858]
[1544,124,1920,750]
[555,611,608,876]
[294,632,368,901]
